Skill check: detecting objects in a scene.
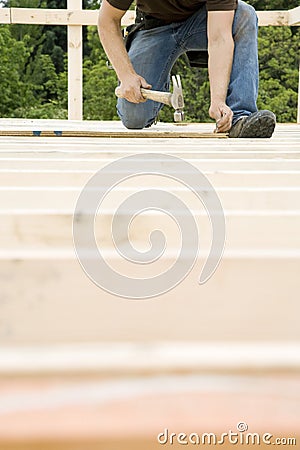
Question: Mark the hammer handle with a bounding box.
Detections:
[140,88,173,106]
[115,86,173,107]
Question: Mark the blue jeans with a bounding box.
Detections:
[117,0,259,129]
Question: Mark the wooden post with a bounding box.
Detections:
[0,8,10,23]
[298,60,300,124]
[288,6,300,26]
[67,0,83,120]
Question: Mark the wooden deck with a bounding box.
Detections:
[0,120,299,448]
[0,121,299,344]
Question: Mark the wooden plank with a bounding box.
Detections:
[2,149,300,159]
[122,10,137,26]
[0,120,298,139]
[8,8,294,27]
[0,258,299,343]
[1,213,299,250]
[1,145,300,153]
[0,120,298,132]
[0,343,300,373]
[1,186,299,211]
[1,248,299,259]
[125,9,296,28]
[0,158,299,172]
[67,0,82,120]
[288,9,300,121]
[0,129,226,138]
[257,10,289,26]
[289,6,300,26]
[0,119,231,137]
[298,59,300,124]
[10,8,97,25]
[1,172,300,188]
[0,8,10,24]
[9,8,135,27]
[9,8,138,26]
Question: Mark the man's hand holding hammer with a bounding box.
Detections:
[98,0,151,104]
[118,74,152,104]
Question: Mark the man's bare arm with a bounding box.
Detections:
[207,10,235,132]
[98,0,151,103]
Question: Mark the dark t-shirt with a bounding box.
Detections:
[107,0,238,22]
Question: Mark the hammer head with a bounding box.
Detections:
[171,75,185,122]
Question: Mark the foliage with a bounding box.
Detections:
[257,26,299,122]
[83,27,119,120]
[0,25,35,116]
[13,102,68,119]
[83,62,119,120]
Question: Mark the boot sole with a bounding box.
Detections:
[239,112,276,138]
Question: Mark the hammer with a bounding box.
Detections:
[115,74,185,122]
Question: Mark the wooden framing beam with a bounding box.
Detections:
[0,8,294,27]
[298,59,300,124]
[257,11,289,27]
[10,7,97,26]
[0,7,10,23]
[6,8,135,26]
[289,6,300,26]
[67,0,82,121]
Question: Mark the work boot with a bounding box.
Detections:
[229,110,276,138]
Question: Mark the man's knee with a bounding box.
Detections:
[121,114,149,130]
[117,99,155,129]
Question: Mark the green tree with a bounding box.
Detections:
[0,25,36,116]
[1,0,68,117]
[257,26,299,122]
[83,26,118,120]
